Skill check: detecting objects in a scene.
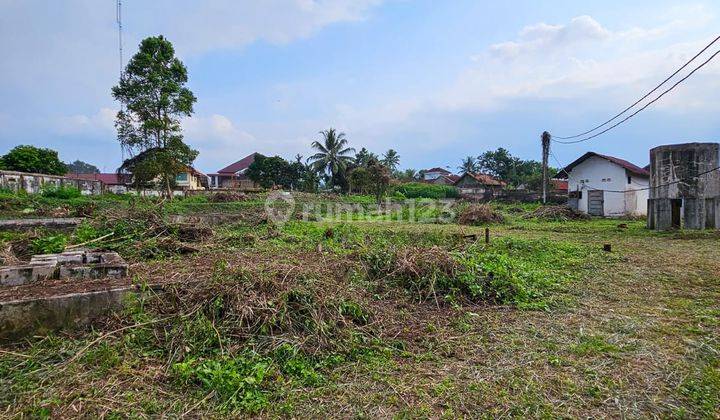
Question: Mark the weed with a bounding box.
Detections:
[30,234,67,254]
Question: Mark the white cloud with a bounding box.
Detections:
[56,108,117,135]
[489,15,610,59]
[444,11,720,112]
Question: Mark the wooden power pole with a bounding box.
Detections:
[541,131,551,204]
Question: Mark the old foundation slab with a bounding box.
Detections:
[0,250,128,286]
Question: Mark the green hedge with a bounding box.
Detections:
[394,182,459,199]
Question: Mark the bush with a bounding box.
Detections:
[40,185,82,199]
[394,182,459,199]
[30,234,67,254]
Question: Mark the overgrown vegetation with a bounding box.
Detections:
[0,192,718,418]
[394,182,459,199]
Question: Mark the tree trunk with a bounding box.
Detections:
[165,175,172,200]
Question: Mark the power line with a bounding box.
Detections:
[553,35,720,140]
[552,48,720,144]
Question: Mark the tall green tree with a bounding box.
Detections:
[308,128,355,191]
[112,35,198,198]
[0,145,67,175]
[477,147,556,189]
[381,149,400,171]
[367,159,391,204]
[458,156,478,173]
[354,147,378,167]
[66,160,100,174]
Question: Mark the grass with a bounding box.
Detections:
[0,193,718,417]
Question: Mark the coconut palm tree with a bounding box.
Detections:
[458,156,478,173]
[382,149,400,171]
[400,168,417,181]
[308,128,355,189]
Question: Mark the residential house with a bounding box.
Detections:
[453,172,506,198]
[422,167,452,182]
[208,153,260,189]
[427,174,459,186]
[67,173,133,194]
[175,166,208,190]
[69,166,207,194]
[559,152,650,217]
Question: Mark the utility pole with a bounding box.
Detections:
[541,131,551,204]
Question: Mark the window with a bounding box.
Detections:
[627,176,632,184]
[175,173,188,181]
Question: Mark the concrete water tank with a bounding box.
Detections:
[647,142,720,230]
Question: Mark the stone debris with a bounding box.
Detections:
[0,250,128,286]
[0,217,85,232]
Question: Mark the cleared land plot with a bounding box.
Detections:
[0,194,718,418]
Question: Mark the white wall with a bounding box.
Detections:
[567,156,648,216]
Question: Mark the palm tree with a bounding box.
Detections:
[308,128,355,189]
[459,156,478,174]
[400,168,417,181]
[382,149,400,171]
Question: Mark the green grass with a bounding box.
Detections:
[1,193,719,417]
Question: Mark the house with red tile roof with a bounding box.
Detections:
[208,153,260,189]
[453,172,506,198]
[68,165,207,194]
[555,152,650,216]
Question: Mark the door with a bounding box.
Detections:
[671,199,682,228]
[588,190,604,216]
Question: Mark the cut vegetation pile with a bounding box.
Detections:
[209,191,248,202]
[457,203,504,225]
[527,205,590,221]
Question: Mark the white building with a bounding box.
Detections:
[561,152,650,217]
[422,167,452,181]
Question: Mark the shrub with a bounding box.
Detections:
[394,182,459,199]
[173,354,272,413]
[40,185,82,199]
[30,234,67,254]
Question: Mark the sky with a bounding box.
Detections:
[1,0,719,174]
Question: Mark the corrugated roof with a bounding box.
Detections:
[217,153,258,174]
[561,152,649,177]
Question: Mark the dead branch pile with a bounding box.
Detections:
[209,191,247,202]
[526,205,589,221]
[458,204,504,225]
[175,224,213,242]
[137,257,373,356]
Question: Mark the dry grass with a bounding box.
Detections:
[1,214,718,418]
[457,204,504,225]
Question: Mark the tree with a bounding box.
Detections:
[398,168,417,182]
[112,35,198,198]
[354,147,378,167]
[308,128,355,191]
[458,156,478,173]
[246,155,290,189]
[476,147,554,189]
[0,145,67,175]
[367,159,391,204]
[66,160,100,174]
[348,166,370,194]
[477,148,515,180]
[381,149,400,171]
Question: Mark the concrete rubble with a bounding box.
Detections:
[0,250,128,286]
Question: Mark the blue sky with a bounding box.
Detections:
[1,0,719,173]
